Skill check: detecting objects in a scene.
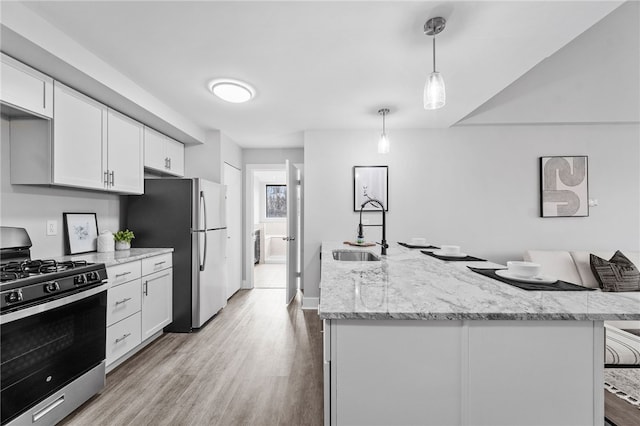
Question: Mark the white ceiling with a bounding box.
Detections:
[19,1,624,148]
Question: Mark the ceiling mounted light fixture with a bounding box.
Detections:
[378,108,390,154]
[208,78,255,103]
[423,17,446,110]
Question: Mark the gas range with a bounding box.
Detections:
[0,258,108,313]
[1,226,108,426]
[0,227,108,314]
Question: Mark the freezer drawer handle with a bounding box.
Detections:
[115,333,132,343]
[115,271,132,278]
[115,297,132,306]
[32,394,65,423]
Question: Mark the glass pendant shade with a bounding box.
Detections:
[424,71,445,110]
[378,133,390,154]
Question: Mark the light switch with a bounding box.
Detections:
[47,220,58,236]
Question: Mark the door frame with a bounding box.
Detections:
[244,163,304,292]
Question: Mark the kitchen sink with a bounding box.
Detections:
[332,250,380,261]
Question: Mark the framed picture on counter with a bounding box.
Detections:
[540,156,589,218]
[63,212,99,254]
[353,166,388,211]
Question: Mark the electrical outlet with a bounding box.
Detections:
[47,220,58,236]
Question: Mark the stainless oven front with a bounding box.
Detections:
[1,284,107,425]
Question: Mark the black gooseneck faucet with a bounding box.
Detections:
[357,198,388,255]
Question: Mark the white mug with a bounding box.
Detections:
[440,245,461,255]
[410,237,426,246]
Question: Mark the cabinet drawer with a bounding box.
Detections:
[107,278,142,327]
[108,261,141,286]
[106,312,142,366]
[141,253,172,276]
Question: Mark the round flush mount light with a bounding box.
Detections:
[208,78,255,103]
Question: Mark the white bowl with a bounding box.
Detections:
[507,261,541,278]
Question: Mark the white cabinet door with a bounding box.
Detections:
[107,109,143,194]
[141,268,173,340]
[1,53,53,118]
[53,82,106,190]
[164,137,184,176]
[143,126,166,171]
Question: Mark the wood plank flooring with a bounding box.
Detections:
[253,264,286,289]
[60,289,323,426]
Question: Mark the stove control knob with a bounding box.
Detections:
[44,281,60,293]
[74,274,87,285]
[85,272,98,282]
[5,289,23,304]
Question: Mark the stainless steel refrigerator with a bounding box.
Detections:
[128,178,227,332]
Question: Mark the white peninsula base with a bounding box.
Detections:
[323,319,604,426]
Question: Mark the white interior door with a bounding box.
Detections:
[224,163,242,298]
[285,160,299,305]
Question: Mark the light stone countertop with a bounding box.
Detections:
[54,248,173,268]
[318,242,640,321]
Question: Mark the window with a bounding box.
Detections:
[266,185,287,218]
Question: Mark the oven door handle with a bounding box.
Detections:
[0,281,108,325]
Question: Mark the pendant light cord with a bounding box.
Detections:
[382,110,386,135]
[432,36,436,72]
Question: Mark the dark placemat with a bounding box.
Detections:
[399,242,440,250]
[421,250,486,262]
[468,267,596,291]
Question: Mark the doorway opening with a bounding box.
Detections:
[245,163,302,304]
[253,170,287,288]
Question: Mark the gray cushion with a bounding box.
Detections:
[590,250,640,292]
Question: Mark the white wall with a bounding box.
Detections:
[1,117,122,258]
[303,125,640,299]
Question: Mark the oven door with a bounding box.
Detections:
[0,285,107,425]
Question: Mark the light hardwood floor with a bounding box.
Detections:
[254,263,286,289]
[61,289,323,426]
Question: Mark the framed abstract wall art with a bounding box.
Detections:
[540,156,589,217]
[63,212,99,254]
[353,166,388,211]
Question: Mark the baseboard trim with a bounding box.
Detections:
[302,296,319,310]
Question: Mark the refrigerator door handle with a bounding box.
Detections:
[200,231,208,271]
[200,190,207,231]
[199,190,208,271]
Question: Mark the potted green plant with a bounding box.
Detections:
[114,229,135,251]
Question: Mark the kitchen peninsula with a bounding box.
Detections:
[318,242,640,426]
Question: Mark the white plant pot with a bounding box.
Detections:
[115,241,131,251]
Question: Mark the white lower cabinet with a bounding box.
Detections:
[141,268,173,340]
[106,312,142,364]
[105,253,173,372]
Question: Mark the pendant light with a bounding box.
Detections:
[377,108,390,154]
[423,17,446,110]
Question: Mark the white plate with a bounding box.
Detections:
[495,269,557,284]
[433,250,467,258]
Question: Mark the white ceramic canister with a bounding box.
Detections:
[97,230,115,253]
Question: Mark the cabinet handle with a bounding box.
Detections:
[104,171,109,187]
[109,170,115,186]
[115,333,131,343]
[115,271,131,278]
[168,157,172,169]
[154,261,166,266]
[42,81,46,109]
[115,297,132,306]
[165,157,170,169]
[143,281,148,296]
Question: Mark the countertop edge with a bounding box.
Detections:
[54,248,174,267]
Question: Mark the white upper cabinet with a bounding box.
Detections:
[53,82,106,190]
[0,53,53,118]
[107,109,144,193]
[10,82,143,194]
[144,127,184,177]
